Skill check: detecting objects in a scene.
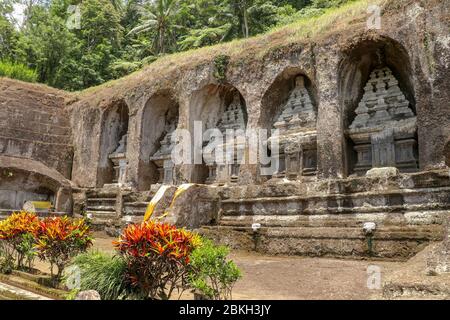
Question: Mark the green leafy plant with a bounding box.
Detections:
[213,54,230,82]
[189,239,241,300]
[68,251,130,300]
[0,244,14,274]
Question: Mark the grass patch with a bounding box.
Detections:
[0,61,37,83]
[69,251,129,300]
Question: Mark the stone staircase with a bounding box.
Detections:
[85,189,119,228]
[201,171,450,261]
[81,186,155,229]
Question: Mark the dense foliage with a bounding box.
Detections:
[0,0,354,90]
[189,239,241,300]
[0,60,37,82]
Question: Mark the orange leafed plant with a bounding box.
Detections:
[113,221,201,299]
[35,216,92,282]
[0,211,39,240]
[0,211,40,270]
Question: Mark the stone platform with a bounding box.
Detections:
[201,170,450,260]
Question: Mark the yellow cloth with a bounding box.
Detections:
[30,201,52,209]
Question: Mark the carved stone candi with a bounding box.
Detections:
[150,116,178,185]
[268,75,318,179]
[203,91,246,184]
[348,67,418,174]
[108,134,128,184]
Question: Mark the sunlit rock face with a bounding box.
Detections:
[268,75,318,180]
[348,67,418,174]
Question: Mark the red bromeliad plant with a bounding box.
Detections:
[113,221,201,300]
[0,211,39,270]
[35,216,92,282]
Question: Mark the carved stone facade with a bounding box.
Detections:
[268,75,317,179]
[149,116,179,185]
[108,134,128,184]
[204,91,246,184]
[348,67,418,174]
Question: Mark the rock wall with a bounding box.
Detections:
[68,0,450,189]
[0,78,74,213]
[0,78,73,178]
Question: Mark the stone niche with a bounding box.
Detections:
[149,113,179,185]
[339,38,418,177]
[267,75,318,180]
[203,90,247,184]
[347,67,418,174]
[0,168,55,211]
[98,101,129,187]
[134,93,180,190]
[188,84,247,184]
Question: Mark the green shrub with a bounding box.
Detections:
[0,60,38,83]
[69,251,130,300]
[189,239,241,300]
[0,245,14,274]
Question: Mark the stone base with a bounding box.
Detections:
[426,213,450,275]
[201,225,440,261]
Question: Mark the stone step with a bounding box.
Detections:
[86,197,116,203]
[200,225,443,261]
[86,205,116,212]
[0,282,50,300]
[220,187,450,217]
[219,211,445,228]
[122,202,150,216]
[221,203,450,217]
[85,210,117,218]
[124,201,150,208]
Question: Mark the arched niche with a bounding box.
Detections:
[260,68,318,180]
[339,36,418,176]
[0,156,73,213]
[98,100,130,187]
[188,84,248,184]
[138,91,179,190]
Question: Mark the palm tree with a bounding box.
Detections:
[231,0,252,38]
[127,0,179,55]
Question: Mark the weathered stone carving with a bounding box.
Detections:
[150,116,178,184]
[108,134,127,183]
[348,67,418,174]
[204,91,246,184]
[268,75,317,179]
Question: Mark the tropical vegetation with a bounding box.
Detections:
[0,0,356,90]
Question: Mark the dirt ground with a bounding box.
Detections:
[33,233,448,300]
[29,233,450,300]
[81,234,399,300]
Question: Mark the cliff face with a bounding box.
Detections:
[1,0,449,191]
[67,0,450,189]
[0,78,73,178]
[0,78,74,212]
